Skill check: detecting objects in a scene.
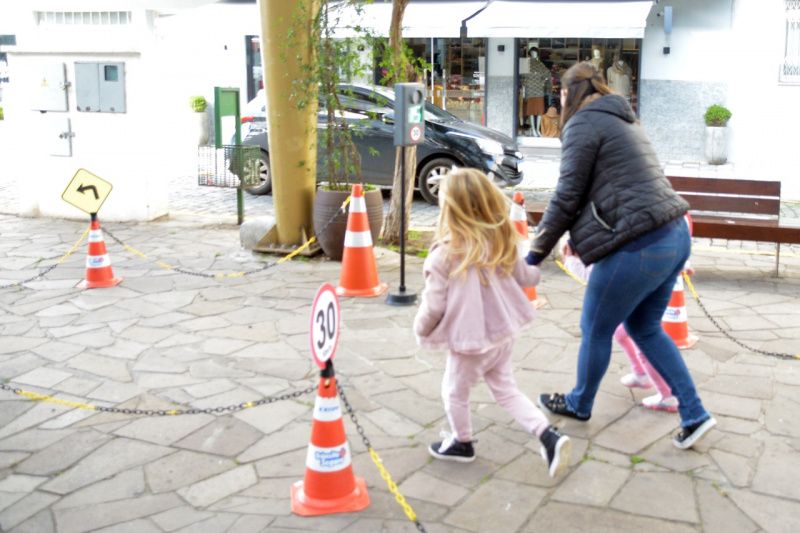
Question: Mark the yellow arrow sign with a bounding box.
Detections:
[61,169,113,215]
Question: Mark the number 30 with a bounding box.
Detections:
[315,302,336,349]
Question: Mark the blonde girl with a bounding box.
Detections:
[413,168,571,477]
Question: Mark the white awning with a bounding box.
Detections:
[468,1,654,39]
[331,2,490,39]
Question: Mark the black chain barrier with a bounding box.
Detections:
[0,263,60,290]
[338,383,428,533]
[102,196,349,279]
[1,196,350,287]
[683,274,799,361]
[0,380,317,415]
[1,378,428,530]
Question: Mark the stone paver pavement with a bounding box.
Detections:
[1,211,800,532]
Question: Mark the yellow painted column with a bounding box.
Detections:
[258,0,319,245]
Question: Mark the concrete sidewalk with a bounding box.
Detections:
[1,212,799,532]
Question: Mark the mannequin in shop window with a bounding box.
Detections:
[521,45,550,136]
[590,48,604,72]
[607,52,633,102]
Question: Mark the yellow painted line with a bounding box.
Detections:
[555,259,587,287]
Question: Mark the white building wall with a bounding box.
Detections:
[3,1,262,221]
[728,0,800,199]
[638,0,733,167]
[486,38,515,138]
[640,0,800,200]
[641,0,734,82]
[6,8,172,221]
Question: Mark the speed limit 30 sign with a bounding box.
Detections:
[310,283,341,368]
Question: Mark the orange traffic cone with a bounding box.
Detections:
[336,184,387,297]
[662,274,698,349]
[291,370,370,516]
[511,192,546,309]
[79,217,122,289]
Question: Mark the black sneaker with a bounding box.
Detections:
[538,393,591,421]
[428,435,476,463]
[673,417,717,449]
[539,426,572,478]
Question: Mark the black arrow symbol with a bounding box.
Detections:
[77,184,99,200]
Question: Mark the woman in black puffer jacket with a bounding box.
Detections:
[526,63,715,450]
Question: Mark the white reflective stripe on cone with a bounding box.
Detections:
[305,442,352,473]
[86,254,111,268]
[313,396,342,422]
[673,276,684,290]
[344,230,372,248]
[510,203,526,221]
[662,306,687,323]
[88,230,104,243]
[350,196,367,213]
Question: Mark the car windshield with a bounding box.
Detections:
[423,101,459,123]
[338,84,460,123]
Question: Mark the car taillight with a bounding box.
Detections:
[241,116,254,123]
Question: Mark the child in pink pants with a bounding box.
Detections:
[414,168,571,478]
[560,239,680,412]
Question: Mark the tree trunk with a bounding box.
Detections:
[258,0,320,246]
[380,0,417,246]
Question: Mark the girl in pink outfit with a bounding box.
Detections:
[559,238,680,412]
[414,168,571,478]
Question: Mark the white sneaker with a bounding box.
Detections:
[642,393,679,413]
[620,373,652,389]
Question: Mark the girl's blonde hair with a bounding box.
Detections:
[435,168,521,280]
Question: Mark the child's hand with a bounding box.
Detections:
[684,266,695,277]
[559,240,574,259]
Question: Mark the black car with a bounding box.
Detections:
[236,84,524,204]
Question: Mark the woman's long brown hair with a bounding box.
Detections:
[560,62,613,130]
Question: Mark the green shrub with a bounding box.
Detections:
[704,104,731,127]
[0,106,4,120]
[189,96,207,113]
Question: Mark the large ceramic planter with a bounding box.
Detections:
[313,187,383,260]
[704,126,728,165]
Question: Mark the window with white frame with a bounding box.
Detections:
[783,0,800,83]
[34,12,132,26]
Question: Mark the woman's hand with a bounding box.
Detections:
[525,251,544,266]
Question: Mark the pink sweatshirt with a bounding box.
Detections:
[414,243,541,354]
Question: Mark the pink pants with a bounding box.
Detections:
[613,324,672,397]
[442,339,550,442]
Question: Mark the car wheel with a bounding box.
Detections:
[418,157,456,204]
[244,151,272,196]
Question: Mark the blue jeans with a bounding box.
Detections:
[565,219,710,428]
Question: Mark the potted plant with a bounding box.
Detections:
[306,1,383,260]
[190,95,209,146]
[704,104,732,165]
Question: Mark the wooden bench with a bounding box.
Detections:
[525,176,800,275]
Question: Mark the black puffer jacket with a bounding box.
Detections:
[531,94,688,265]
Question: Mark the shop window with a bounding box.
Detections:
[517,37,640,138]
[434,38,486,125]
[782,0,800,83]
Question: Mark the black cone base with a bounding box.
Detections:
[386,289,417,306]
